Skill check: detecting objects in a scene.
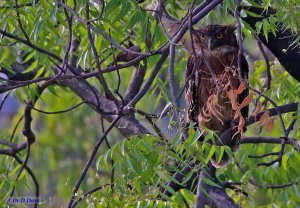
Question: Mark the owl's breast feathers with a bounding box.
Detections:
[185,46,248,135]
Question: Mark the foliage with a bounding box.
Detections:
[0,0,299,207]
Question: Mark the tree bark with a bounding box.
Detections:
[242,6,300,82]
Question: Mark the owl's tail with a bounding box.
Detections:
[210,122,241,168]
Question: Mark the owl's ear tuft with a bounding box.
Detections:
[227,25,237,31]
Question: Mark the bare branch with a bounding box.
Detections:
[126,50,169,108]
[234,0,244,81]
[195,165,241,208]
[255,36,271,90]
[85,3,118,104]
[246,103,297,126]
[124,59,147,104]
[60,75,148,137]
[242,6,300,82]
[248,151,279,159]
[14,0,30,41]
[12,155,39,208]
[58,1,143,56]
[28,102,86,114]
[101,117,115,192]
[0,92,10,111]
[68,116,122,208]
[241,136,300,153]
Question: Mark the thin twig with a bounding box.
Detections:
[28,102,86,114]
[67,115,122,208]
[14,0,30,41]
[13,154,39,208]
[248,151,279,159]
[108,28,124,107]
[135,109,164,138]
[85,3,118,104]
[61,0,74,73]
[255,35,271,90]
[8,85,46,206]
[126,49,169,108]
[71,184,111,208]
[0,92,10,111]
[101,117,115,192]
[234,0,244,81]
[58,0,143,56]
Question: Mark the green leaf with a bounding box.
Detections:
[105,0,122,17]
[114,1,131,22]
[203,131,215,143]
[23,60,38,73]
[47,85,60,97]
[185,130,202,148]
[255,21,263,34]
[32,21,45,42]
[22,51,35,63]
[262,19,270,42]
[240,9,247,18]
[33,65,45,79]
[241,170,251,183]
[245,10,261,17]
[127,10,141,29]
[282,154,288,170]
[202,177,222,188]
[216,146,225,163]
[223,146,233,160]
[205,145,215,164]
[0,47,10,63]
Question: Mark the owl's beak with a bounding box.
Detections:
[207,37,213,50]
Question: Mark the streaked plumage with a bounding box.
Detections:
[185,25,249,167]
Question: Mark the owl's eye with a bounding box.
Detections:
[199,33,206,40]
[216,33,223,39]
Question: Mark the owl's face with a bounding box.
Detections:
[194,25,237,51]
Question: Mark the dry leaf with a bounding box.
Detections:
[199,93,225,125]
[240,92,254,109]
[233,116,245,138]
[257,110,270,128]
[235,83,246,95]
[252,102,263,117]
[266,117,275,132]
[227,89,239,110]
[234,109,242,120]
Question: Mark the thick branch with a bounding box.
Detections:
[124,60,147,104]
[195,165,241,208]
[60,77,148,137]
[242,6,300,82]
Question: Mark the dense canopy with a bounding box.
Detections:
[0,0,299,207]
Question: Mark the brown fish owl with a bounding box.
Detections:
[185,25,249,167]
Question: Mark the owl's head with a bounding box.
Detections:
[194,25,237,50]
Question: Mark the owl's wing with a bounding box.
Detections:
[185,56,201,125]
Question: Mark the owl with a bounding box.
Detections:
[185,24,249,167]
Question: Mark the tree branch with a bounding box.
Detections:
[67,116,122,208]
[242,6,300,82]
[195,165,241,208]
[241,136,300,153]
